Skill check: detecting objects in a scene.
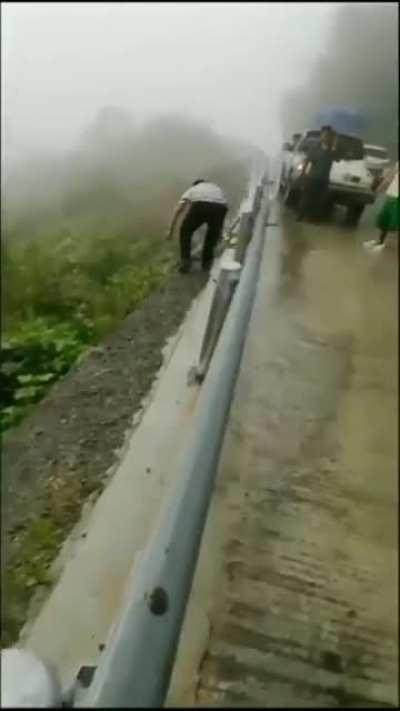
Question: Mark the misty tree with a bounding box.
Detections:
[280,3,398,156]
[80,106,137,149]
[4,110,249,241]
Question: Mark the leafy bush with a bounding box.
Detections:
[1,319,88,430]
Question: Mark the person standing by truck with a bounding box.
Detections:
[297,126,339,222]
[166,179,228,273]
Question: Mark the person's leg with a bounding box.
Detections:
[179,204,204,272]
[296,189,305,221]
[363,199,389,251]
[306,180,326,222]
[202,204,227,269]
[316,181,329,221]
[297,178,314,221]
[364,197,392,251]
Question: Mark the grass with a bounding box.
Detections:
[2,466,106,647]
[1,227,175,432]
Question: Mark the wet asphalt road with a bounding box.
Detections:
[171,202,398,707]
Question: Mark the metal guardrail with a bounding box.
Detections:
[2,177,270,709]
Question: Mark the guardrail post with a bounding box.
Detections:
[234,211,252,265]
[253,185,263,215]
[195,260,242,384]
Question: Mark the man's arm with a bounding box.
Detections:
[166,200,189,240]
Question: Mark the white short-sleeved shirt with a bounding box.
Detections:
[179,182,228,206]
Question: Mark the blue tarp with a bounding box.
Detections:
[313,106,367,135]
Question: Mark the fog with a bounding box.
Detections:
[2,2,339,162]
[3,110,253,241]
[3,2,396,245]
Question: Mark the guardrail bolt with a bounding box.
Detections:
[77,665,97,689]
[148,586,169,615]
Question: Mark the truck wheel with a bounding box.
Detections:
[346,205,364,226]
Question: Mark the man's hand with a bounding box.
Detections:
[165,200,188,241]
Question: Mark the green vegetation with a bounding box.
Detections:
[2,465,106,646]
[1,229,173,432]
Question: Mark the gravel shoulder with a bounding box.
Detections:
[1,268,207,646]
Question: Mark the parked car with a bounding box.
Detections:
[364,143,390,181]
[280,130,376,225]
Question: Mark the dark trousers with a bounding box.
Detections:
[180,201,228,267]
[297,178,328,220]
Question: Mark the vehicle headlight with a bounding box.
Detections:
[296,163,304,173]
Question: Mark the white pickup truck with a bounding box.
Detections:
[280,130,376,225]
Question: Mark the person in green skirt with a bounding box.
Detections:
[364,161,399,252]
